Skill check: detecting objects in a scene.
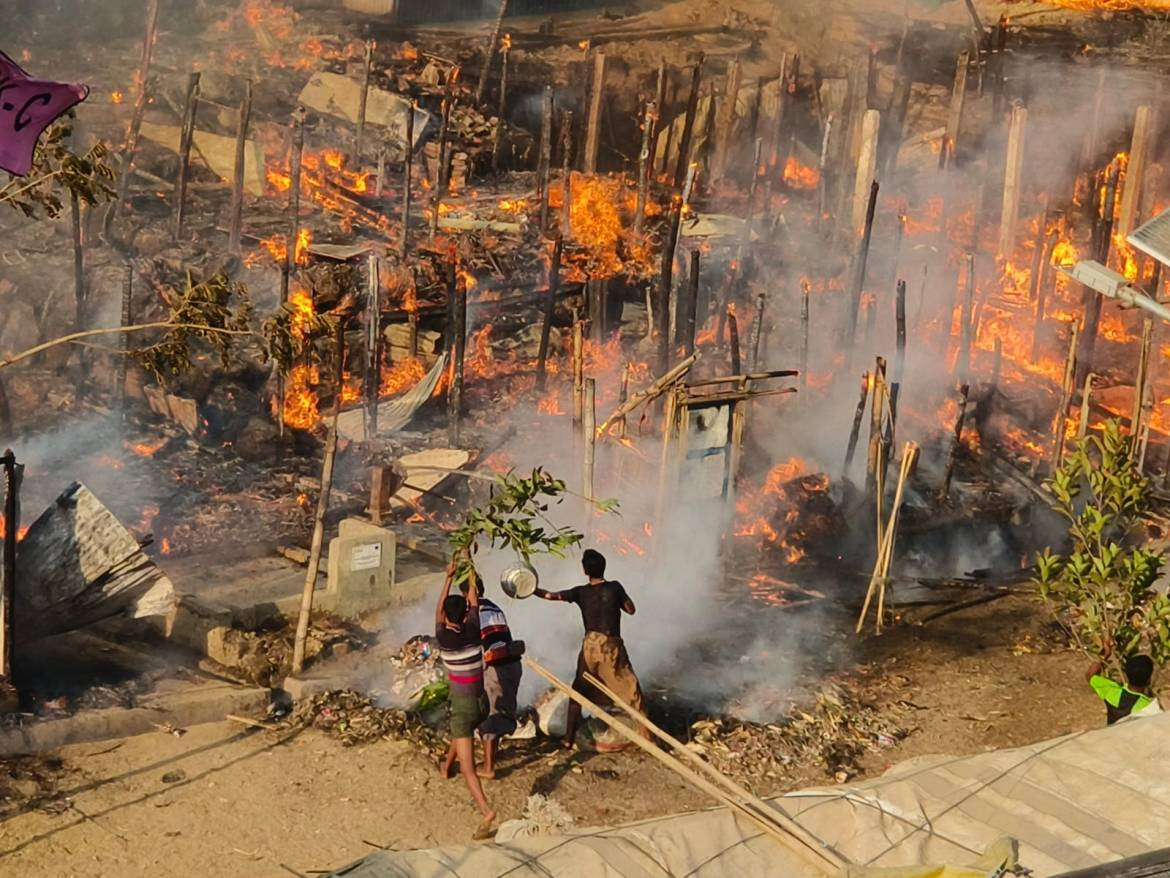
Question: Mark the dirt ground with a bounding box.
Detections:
[0,593,1114,878]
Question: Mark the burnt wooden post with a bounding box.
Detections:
[282,108,307,303]
[843,372,871,475]
[957,252,976,378]
[749,290,766,371]
[683,248,700,354]
[491,38,510,172]
[852,110,880,233]
[617,363,631,439]
[711,58,742,184]
[0,450,20,696]
[355,39,375,157]
[1052,323,1080,472]
[650,60,668,180]
[364,254,381,440]
[673,54,705,190]
[117,263,133,417]
[587,279,608,341]
[940,51,968,170]
[70,192,85,332]
[656,197,684,372]
[475,0,510,108]
[535,234,563,391]
[110,0,160,228]
[537,86,553,232]
[173,71,201,239]
[895,278,907,383]
[370,464,391,527]
[228,79,253,255]
[770,53,790,171]
[1027,196,1049,300]
[400,102,414,259]
[940,383,970,498]
[582,378,596,513]
[1117,105,1153,239]
[1031,229,1056,363]
[799,280,810,395]
[583,51,607,174]
[997,103,1028,259]
[727,307,741,375]
[560,111,574,237]
[846,180,880,348]
[430,95,453,241]
[448,269,467,447]
[634,100,656,233]
[572,320,585,428]
[1077,159,1122,383]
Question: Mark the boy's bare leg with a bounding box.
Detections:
[477,737,498,779]
[440,741,458,779]
[454,737,494,824]
[563,700,582,749]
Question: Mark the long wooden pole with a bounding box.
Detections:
[560,111,574,237]
[749,290,766,371]
[448,269,467,446]
[649,59,667,181]
[846,180,880,347]
[173,71,201,239]
[582,378,596,509]
[1078,373,1095,439]
[583,51,607,174]
[727,306,742,375]
[656,196,684,372]
[430,95,453,241]
[940,382,970,498]
[799,281,810,396]
[673,55,705,190]
[711,59,742,184]
[997,103,1028,259]
[535,234,563,390]
[475,0,509,108]
[843,372,870,476]
[1051,323,1080,472]
[282,108,306,303]
[110,0,160,228]
[228,80,253,255]
[291,324,344,675]
[355,39,375,157]
[491,41,509,172]
[851,110,880,234]
[400,102,414,259]
[364,254,381,440]
[634,100,656,233]
[117,263,133,417]
[1117,105,1153,239]
[537,86,553,232]
[957,251,976,378]
[0,450,19,685]
[1132,318,1154,444]
[597,354,697,437]
[940,51,968,170]
[525,659,842,875]
[572,320,584,428]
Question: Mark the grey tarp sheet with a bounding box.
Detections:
[326,711,1170,877]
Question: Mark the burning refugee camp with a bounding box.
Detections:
[3,0,1170,874]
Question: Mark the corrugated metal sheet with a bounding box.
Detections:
[1127,207,1170,267]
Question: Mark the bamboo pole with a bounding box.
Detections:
[683,248,700,353]
[228,80,253,255]
[940,382,970,498]
[997,103,1028,259]
[940,51,968,171]
[355,39,375,157]
[560,111,573,237]
[712,59,742,184]
[70,192,85,332]
[799,281,809,396]
[583,51,607,174]
[525,659,843,875]
[769,53,790,170]
[572,320,584,428]
[400,102,414,259]
[843,372,870,476]
[491,38,509,172]
[617,364,630,439]
[1031,228,1056,362]
[894,278,907,384]
[673,55,705,190]
[475,0,509,107]
[582,378,596,511]
[430,95,453,241]
[656,196,684,373]
[538,86,553,232]
[579,670,846,875]
[364,254,381,440]
[857,441,917,634]
[654,387,680,526]
[1132,318,1154,443]
[957,252,975,378]
[727,306,741,375]
[1051,323,1080,472]
[846,180,879,348]
[535,234,563,391]
[650,60,667,181]
[851,110,880,234]
[597,354,697,437]
[282,108,306,303]
[1078,373,1095,439]
[117,263,132,417]
[866,357,887,490]
[1026,195,1049,301]
[291,324,345,675]
[0,450,20,685]
[110,0,160,228]
[750,291,766,372]
[173,72,200,239]
[1078,160,1122,382]
[1117,105,1153,239]
[634,100,656,233]
[448,270,467,447]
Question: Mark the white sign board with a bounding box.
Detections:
[351,542,382,572]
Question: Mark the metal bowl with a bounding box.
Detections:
[500,561,539,599]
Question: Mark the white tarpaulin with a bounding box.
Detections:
[325,712,1170,877]
[336,352,447,441]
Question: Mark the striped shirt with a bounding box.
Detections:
[478,598,517,666]
[436,613,483,697]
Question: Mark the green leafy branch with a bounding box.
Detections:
[1034,419,1170,672]
[446,467,619,586]
[0,119,115,218]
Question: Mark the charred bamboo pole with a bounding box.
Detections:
[711,59,742,184]
[997,103,1028,259]
[537,86,553,232]
[535,234,563,391]
[117,263,132,417]
[70,192,85,333]
[173,72,201,240]
[749,291,765,372]
[894,278,907,384]
[430,96,453,241]
[846,180,880,348]
[364,254,381,440]
[957,252,976,378]
[1132,318,1154,444]
[673,55,705,190]
[683,248,700,354]
[1078,372,1095,439]
[1077,160,1122,382]
[491,38,510,172]
[656,196,684,372]
[858,441,918,635]
[110,0,160,228]
[843,372,870,476]
[475,0,509,108]
[649,60,667,180]
[1117,105,1153,239]
[799,281,810,395]
[816,114,833,224]
[852,110,880,234]
[583,51,607,174]
[228,80,253,255]
[768,53,790,171]
[1026,196,1049,300]
[727,306,741,375]
[572,320,584,428]
[282,108,306,303]
[597,354,697,437]
[448,272,467,447]
[617,363,630,439]
[291,325,345,675]
[940,382,970,498]
[0,451,19,687]
[1051,323,1080,472]
[400,103,414,259]
[1031,229,1057,362]
[866,356,888,492]
[634,100,656,233]
[940,51,968,170]
[355,40,375,157]
[560,111,573,237]
[582,378,596,510]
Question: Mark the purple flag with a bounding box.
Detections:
[0,51,88,176]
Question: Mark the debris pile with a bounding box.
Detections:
[292,688,446,758]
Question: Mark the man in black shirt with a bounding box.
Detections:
[534,548,650,748]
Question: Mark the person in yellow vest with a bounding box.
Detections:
[1086,651,1161,725]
